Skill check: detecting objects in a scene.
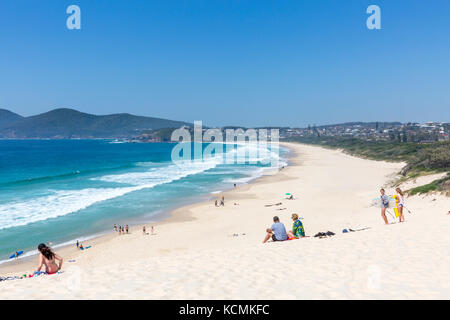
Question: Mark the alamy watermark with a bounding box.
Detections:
[65,5,382,31]
[66,5,81,30]
[366,264,382,290]
[366,5,381,30]
[170,121,280,168]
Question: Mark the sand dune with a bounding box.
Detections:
[1,143,449,299]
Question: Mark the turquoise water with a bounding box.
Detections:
[0,140,285,262]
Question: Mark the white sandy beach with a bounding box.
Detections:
[1,142,449,299]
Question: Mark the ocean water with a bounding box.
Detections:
[0,140,286,262]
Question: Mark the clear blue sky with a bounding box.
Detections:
[0,0,449,127]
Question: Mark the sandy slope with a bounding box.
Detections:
[1,143,449,299]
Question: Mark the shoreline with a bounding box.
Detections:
[1,142,449,299]
[0,144,293,276]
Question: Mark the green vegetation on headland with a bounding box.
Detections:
[0,108,191,139]
[283,136,450,195]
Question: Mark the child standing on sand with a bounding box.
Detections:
[395,187,405,222]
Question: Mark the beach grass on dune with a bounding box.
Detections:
[408,174,450,195]
[284,137,450,195]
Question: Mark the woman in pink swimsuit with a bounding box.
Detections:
[35,243,63,275]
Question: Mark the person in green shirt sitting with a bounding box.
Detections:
[287,213,305,238]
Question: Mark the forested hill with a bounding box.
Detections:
[0,108,191,138]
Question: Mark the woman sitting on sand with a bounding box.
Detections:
[287,213,305,238]
[35,243,63,275]
[395,187,405,222]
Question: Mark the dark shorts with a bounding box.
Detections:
[272,235,285,242]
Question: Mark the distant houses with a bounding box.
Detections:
[279,121,449,143]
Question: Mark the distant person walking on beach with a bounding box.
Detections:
[263,216,288,243]
[380,188,389,225]
[35,243,63,275]
[114,224,117,232]
[395,187,405,222]
[143,226,147,235]
[220,196,225,206]
[125,225,129,234]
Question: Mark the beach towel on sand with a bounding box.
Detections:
[292,219,305,237]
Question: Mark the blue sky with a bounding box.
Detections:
[0,0,449,127]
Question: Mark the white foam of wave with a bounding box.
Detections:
[203,142,284,167]
[95,159,218,185]
[0,159,222,230]
[0,187,141,231]
[92,143,281,187]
